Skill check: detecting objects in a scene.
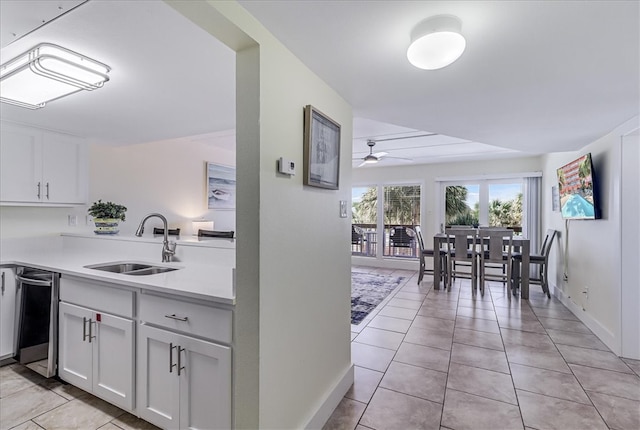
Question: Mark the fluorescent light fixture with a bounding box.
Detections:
[407,15,466,70]
[0,43,110,109]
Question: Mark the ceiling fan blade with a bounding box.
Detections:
[384,156,413,162]
[373,152,388,158]
[357,160,369,167]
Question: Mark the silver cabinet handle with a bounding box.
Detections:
[15,275,52,287]
[83,317,89,342]
[1,272,4,295]
[164,314,188,322]
[169,343,177,373]
[45,182,50,200]
[37,182,41,199]
[177,346,185,376]
[88,319,95,343]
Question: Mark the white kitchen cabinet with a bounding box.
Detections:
[0,122,87,205]
[0,268,17,358]
[137,314,231,429]
[58,302,135,411]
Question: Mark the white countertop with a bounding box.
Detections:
[1,235,235,305]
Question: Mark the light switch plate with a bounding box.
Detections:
[339,200,347,218]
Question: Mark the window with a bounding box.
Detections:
[352,186,377,257]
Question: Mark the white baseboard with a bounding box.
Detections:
[305,364,354,430]
[552,285,620,355]
[352,256,419,271]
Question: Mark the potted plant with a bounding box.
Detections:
[88,200,127,235]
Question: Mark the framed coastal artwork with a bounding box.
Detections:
[206,162,236,210]
[303,104,341,190]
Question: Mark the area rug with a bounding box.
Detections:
[351,272,406,325]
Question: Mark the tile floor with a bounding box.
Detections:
[325,267,640,430]
[0,363,158,430]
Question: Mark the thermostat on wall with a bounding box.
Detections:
[278,157,296,175]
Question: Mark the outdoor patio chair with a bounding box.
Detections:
[351,225,365,254]
[389,226,416,256]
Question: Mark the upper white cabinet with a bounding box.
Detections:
[0,268,17,359]
[0,122,88,205]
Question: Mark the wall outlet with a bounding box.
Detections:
[68,215,78,227]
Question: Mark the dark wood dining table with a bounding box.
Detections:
[433,233,531,299]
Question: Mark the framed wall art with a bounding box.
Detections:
[303,105,341,190]
[207,162,236,209]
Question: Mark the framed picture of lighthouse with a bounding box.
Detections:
[303,105,341,190]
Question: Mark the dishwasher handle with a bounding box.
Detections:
[15,275,53,287]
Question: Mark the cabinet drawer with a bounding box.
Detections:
[139,294,232,344]
[60,276,134,318]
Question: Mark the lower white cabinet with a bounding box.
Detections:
[58,302,135,411]
[137,324,232,430]
[0,268,17,358]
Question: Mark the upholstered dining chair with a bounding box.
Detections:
[414,226,447,286]
[445,227,479,292]
[478,228,513,297]
[512,229,557,298]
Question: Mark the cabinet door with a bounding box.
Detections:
[0,126,42,203]
[137,324,180,430]
[179,334,231,430]
[92,312,135,411]
[0,268,17,358]
[41,134,87,204]
[58,302,93,392]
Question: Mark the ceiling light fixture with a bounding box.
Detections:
[407,15,466,70]
[0,43,110,109]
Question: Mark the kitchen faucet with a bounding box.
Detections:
[135,213,176,262]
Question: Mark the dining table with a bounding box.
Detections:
[432,233,531,299]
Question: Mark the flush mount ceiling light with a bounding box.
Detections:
[407,15,466,70]
[0,43,110,110]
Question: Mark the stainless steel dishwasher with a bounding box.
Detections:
[14,267,60,378]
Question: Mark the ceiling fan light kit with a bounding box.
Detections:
[0,43,111,109]
[407,15,466,70]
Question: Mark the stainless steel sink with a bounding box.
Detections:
[84,262,180,276]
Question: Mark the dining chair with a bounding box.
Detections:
[414,226,447,286]
[198,229,235,238]
[512,229,557,298]
[478,228,513,297]
[445,228,479,292]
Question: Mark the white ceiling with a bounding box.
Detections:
[1,1,638,167]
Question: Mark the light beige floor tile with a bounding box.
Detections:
[355,426,372,430]
[454,315,500,334]
[386,297,422,310]
[404,326,453,351]
[393,342,450,373]
[350,332,358,341]
[0,384,67,429]
[39,379,91,401]
[379,361,447,404]
[446,362,517,405]
[505,344,572,374]
[530,306,579,321]
[351,342,395,372]
[587,390,640,430]
[376,305,418,320]
[400,284,432,295]
[441,389,523,430]
[417,306,457,320]
[453,327,504,351]
[33,395,125,430]
[421,298,458,310]
[546,329,610,351]
[450,343,510,374]
[497,317,547,334]
[98,423,122,430]
[322,397,366,430]
[110,412,160,430]
[354,327,405,350]
[557,344,634,373]
[510,363,591,404]
[517,389,607,430]
[0,364,46,399]
[457,298,494,310]
[411,315,455,333]
[500,328,556,351]
[393,291,426,302]
[623,357,640,376]
[570,364,640,400]
[367,315,412,333]
[360,387,442,430]
[537,316,592,333]
[345,366,383,404]
[7,421,45,430]
[455,306,497,321]
[494,306,538,320]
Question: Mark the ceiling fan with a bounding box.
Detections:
[355,133,437,167]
